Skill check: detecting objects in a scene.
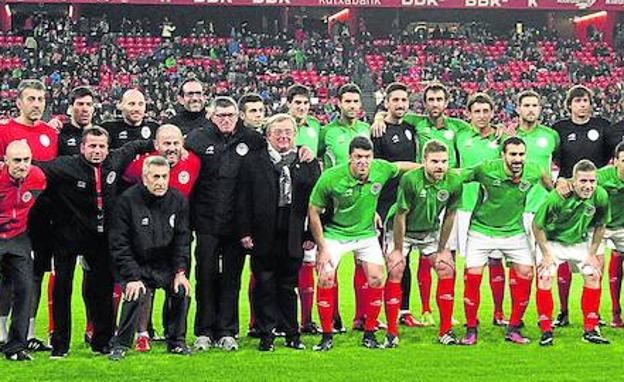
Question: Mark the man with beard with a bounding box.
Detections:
[101,89,159,150]
[58,86,96,156]
[0,80,57,353]
[461,137,553,346]
[534,160,610,345]
[166,79,210,137]
[0,141,47,361]
[551,85,611,328]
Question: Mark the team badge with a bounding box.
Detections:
[404,130,413,141]
[169,214,176,228]
[307,128,317,138]
[141,126,152,139]
[584,205,596,217]
[205,145,215,155]
[141,217,150,226]
[537,137,548,148]
[392,135,399,144]
[437,190,449,202]
[39,134,51,147]
[77,181,86,189]
[587,129,600,141]
[67,138,77,147]
[371,183,382,195]
[119,130,128,139]
[178,171,190,185]
[22,191,32,203]
[107,171,117,184]
[444,130,455,140]
[236,143,249,156]
[519,181,531,192]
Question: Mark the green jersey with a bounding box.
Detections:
[319,119,370,168]
[468,159,543,237]
[598,166,624,230]
[295,116,322,157]
[310,159,399,240]
[456,127,503,211]
[393,168,465,234]
[403,113,471,168]
[534,187,610,245]
[516,124,560,213]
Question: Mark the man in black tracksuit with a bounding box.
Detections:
[101,89,159,150]
[37,127,153,358]
[165,78,211,137]
[237,114,320,351]
[186,96,265,351]
[108,156,192,361]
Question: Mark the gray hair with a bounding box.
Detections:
[210,96,238,113]
[265,113,297,135]
[155,124,183,140]
[18,79,46,99]
[142,156,170,177]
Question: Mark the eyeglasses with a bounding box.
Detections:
[214,113,237,120]
[183,91,204,98]
[270,128,296,137]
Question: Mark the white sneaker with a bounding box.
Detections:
[194,336,212,351]
[216,336,239,351]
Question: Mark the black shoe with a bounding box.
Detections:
[553,311,570,327]
[285,337,306,350]
[300,322,320,335]
[582,330,610,344]
[258,337,274,352]
[438,330,459,345]
[383,333,399,348]
[6,350,33,361]
[108,347,126,361]
[27,338,51,352]
[333,317,347,334]
[539,331,554,346]
[362,331,384,349]
[92,345,111,356]
[312,334,333,352]
[247,328,260,338]
[168,344,192,356]
[50,349,68,359]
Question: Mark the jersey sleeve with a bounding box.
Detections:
[395,174,415,213]
[593,187,611,226]
[402,113,423,127]
[533,191,558,230]
[309,172,331,209]
[381,159,400,180]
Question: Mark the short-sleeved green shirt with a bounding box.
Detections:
[403,113,471,169]
[533,187,610,244]
[310,159,400,240]
[392,167,465,234]
[598,166,624,230]
[468,159,543,237]
[516,124,560,213]
[319,119,370,168]
[295,116,322,157]
[456,127,503,211]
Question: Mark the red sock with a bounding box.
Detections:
[248,273,256,329]
[384,281,401,336]
[317,286,335,334]
[581,286,601,331]
[536,287,553,332]
[333,281,340,321]
[364,287,384,332]
[609,252,623,316]
[113,283,122,318]
[298,263,315,326]
[354,264,367,321]
[488,260,505,316]
[557,262,572,313]
[436,277,455,336]
[417,256,433,314]
[47,272,55,335]
[464,273,483,328]
[509,269,531,327]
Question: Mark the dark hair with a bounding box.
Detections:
[423,139,448,158]
[238,93,264,112]
[516,90,541,105]
[565,85,593,108]
[338,83,362,100]
[69,86,95,105]
[502,137,526,152]
[615,141,624,159]
[384,82,409,100]
[466,92,494,111]
[178,78,204,97]
[82,126,109,142]
[17,79,46,99]
[423,83,449,101]
[348,136,373,154]
[286,84,310,103]
[573,159,597,177]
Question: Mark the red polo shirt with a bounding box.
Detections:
[0,165,47,239]
[0,119,58,161]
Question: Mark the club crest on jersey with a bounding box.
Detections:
[107,171,117,184]
[141,126,152,139]
[444,130,455,140]
[169,214,176,228]
[584,205,596,217]
[141,217,150,226]
[77,181,86,189]
[178,171,190,185]
[537,137,548,148]
[371,183,382,195]
[519,181,531,192]
[118,130,128,139]
[39,134,51,147]
[236,143,249,156]
[404,130,413,141]
[392,135,400,144]
[587,129,600,141]
[22,191,32,203]
[205,145,215,155]
[67,138,77,147]
[437,190,449,202]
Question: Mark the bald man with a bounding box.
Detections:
[101,89,160,150]
[0,141,47,361]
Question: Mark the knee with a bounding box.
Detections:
[436,263,455,280]
[367,273,384,288]
[585,273,601,288]
[537,275,552,289]
[516,267,534,280]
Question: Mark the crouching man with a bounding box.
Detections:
[108,156,192,360]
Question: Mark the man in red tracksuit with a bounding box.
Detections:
[0,141,47,361]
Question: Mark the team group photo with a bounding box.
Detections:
[1,1,624,381]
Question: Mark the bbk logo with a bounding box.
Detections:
[252,0,290,3]
[402,0,439,5]
[465,0,505,6]
[192,0,232,3]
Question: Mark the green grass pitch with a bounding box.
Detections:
[2,254,624,382]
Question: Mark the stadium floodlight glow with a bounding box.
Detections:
[328,9,350,23]
[573,11,607,23]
